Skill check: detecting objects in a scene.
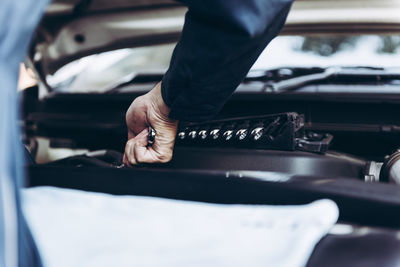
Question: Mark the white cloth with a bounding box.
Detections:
[22,186,338,267]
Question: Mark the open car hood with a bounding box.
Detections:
[30,0,184,78]
[30,0,400,80]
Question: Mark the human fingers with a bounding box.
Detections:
[124,128,149,165]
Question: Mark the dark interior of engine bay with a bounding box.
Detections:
[21,82,400,228]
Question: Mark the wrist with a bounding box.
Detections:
[148,82,175,122]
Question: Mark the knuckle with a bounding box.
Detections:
[127,156,137,165]
[134,144,147,163]
[125,139,134,152]
[158,151,173,163]
[133,96,147,109]
[126,97,146,120]
[135,153,145,163]
[125,140,137,164]
[127,153,137,165]
[123,155,132,167]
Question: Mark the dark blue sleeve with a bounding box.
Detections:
[161,0,294,121]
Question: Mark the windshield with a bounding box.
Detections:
[47,34,400,93]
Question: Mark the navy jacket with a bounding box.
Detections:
[162,0,294,121]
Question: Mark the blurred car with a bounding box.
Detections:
[22,0,400,266]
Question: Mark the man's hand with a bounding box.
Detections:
[123,82,178,165]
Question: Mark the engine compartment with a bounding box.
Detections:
[23,101,392,183]
[21,86,400,228]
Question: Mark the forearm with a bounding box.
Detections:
[162,0,294,121]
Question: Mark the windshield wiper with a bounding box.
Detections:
[247,67,400,93]
[269,67,340,92]
[105,71,165,93]
[106,67,400,94]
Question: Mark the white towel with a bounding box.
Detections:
[22,186,338,267]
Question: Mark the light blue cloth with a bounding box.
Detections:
[22,187,339,267]
[0,0,49,266]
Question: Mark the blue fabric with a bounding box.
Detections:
[162,0,294,121]
[0,0,49,266]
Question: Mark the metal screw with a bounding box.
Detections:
[188,130,197,139]
[178,131,186,140]
[223,130,234,141]
[210,129,220,140]
[251,127,264,141]
[236,129,248,140]
[199,130,208,140]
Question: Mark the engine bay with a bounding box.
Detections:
[40,111,365,181]
[23,88,400,183]
[21,86,400,227]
